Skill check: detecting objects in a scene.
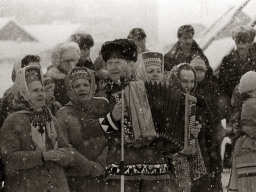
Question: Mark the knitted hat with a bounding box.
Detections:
[238,71,256,94]
[190,56,207,71]
[101,39,137,62]
[69,67,91,82]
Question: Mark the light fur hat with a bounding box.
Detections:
[190,56,207,71]
[238,71,256,94]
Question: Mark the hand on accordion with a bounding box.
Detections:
[111,100,128,121]
[190,121,202,138]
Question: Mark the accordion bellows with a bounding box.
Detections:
[124,81,187,151]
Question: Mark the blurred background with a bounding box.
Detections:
[0,0,255,92]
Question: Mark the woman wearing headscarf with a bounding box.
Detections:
[56,67,108,192]
[135,51,164,82]
[0,66,100,192]
[167,63,222,192]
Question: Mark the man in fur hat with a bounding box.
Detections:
[96,39,179,192]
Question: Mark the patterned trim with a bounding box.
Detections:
[106,163,168,176]
[99,113,119,134]
[92,96,109,103]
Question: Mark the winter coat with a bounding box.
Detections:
[218,45,256,119]
[45,67,70,106]
[56,98,108,168]
[0,112,70,192]
[164,40,212,75]
[97,82,170,181]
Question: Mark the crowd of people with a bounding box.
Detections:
[0,24,255,192]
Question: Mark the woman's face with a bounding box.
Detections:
[194,68,206,82]
[179,69,195,92]
[107,58,132,82]
[145,65,163,82]
[27,81,45,109]
[72,78,91,103]
[44,84,55,101]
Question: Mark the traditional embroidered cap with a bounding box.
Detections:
[101,39,137,62]
[141,51,163,67]
[232,26,256,43]
[238,71,256,94]
[128,28,146,41]
[190,56,207,71]
[25,66,41,84]
[69,67,91,82]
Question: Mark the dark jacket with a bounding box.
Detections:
[96,82,170,181]
[45,67,69,106]
[164,40,212,75]
[218,45,256,119]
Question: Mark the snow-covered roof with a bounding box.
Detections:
[25,24,80,47]
[0,17,13,29]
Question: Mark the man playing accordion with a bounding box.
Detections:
[97,39,204,192]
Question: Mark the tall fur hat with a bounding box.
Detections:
[101,39,137,62]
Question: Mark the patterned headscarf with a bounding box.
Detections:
[13,66,57,151]
[135,51,164,82]
[64,67,96,104]
[167,63,197,94]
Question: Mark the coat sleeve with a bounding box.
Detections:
[0,115,43,171]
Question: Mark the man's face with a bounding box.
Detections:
[27,81,45,109]
[179,69,195,92]
[60,50,80,74]
[235,41,251,56]
[179,32,194,50]
[107,58,131,82]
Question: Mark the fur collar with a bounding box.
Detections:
[45,67,66,80]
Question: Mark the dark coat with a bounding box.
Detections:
[0,113,70,192]
[56,98,108,192]
[45,67,69,106]
[164,40,212,75]
[218,45,256,119]
[96,82,170,181]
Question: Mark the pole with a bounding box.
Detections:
[120,89,125,192]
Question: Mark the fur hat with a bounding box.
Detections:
[128,28,146,41]
[190,56,207,71]
[70,33,94,50]
[232,26,256,43]
[238,71,256,94]
[101,39,137,62]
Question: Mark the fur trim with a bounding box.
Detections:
[45,67,66,80]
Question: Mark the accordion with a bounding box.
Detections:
[118,80,197,152]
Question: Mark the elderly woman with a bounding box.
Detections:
[46,41,81,106]
[0,66,100,192]
[135,51,164,82]
[167,63,222,192]
[56,67,108,192]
